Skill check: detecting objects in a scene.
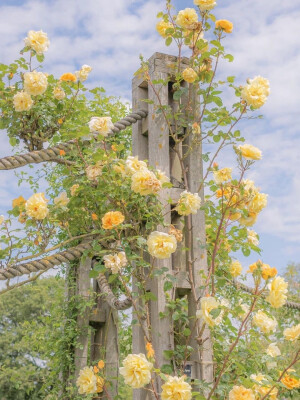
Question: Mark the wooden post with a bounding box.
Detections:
[132,53,213,396]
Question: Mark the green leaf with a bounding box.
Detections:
[165,37,172,46]
[164,281,173,292]
[225,54,234,62]
[161,364,173,374]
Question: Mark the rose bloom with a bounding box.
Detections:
[24,30,50,54]
[196,296,222,327]
[102,211,124,230]
[103,251,127,274]
[13,91,33,112]
[266,343,281,358]
[24,71,48,96]
[241,76,270,109]
[237,301,250,320]
[156,169,170,184]
[266,276,288,308]
[194,0,216,12]
[70,184,80,196]
[12,196,26,209]
[125,156,147,175]
[147,231,177,259]
[249,192,268,213]
[0,215,4,225]
[253,311,277,334]
[176,8,198,29]
[131,168,162,196]
[119,353,153,388]
[281,372,300,390]
[53,86,65,100]
[86,162,103,181]
[60,72,77,82]
[175,191,201,216]
[229,385,255,400]
[192,122,201,134]
[229,260,242,277]
[247,229,259,246]
[250,373,265,383]
[169,225,183,242]
[75,64,92,82]
[96,376,104,393]
[215,19,233,33]
[156,20,174,38]
[238,144,262,160]
[161,376,192,400]
[25,192,49,220]
[76,366,97,395]
[88,116,114,136]
[261,264,277,280]
[213,167,232,184]
[255,385,278,400]
[283,323,300,341]
[54,191,69,207]
[182,67,198,83]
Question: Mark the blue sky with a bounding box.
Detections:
[0,0,300,276]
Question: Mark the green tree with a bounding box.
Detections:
[0,276,64,400]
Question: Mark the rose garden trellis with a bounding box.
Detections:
[0,52,299,399]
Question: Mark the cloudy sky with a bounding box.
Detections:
[0,0,299,275]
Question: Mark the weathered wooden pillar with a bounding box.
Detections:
[132,52,213,396]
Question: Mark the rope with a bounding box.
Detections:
[0,241,94,280]
[233,280,300,310]
[0,109,148,170]
[96,272,132,311]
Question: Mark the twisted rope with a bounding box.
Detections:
[234,280,300,310]
[0,241,94,280]
[97,272,132,311]
[0,109,148,170]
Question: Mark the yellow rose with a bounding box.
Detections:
[24,30,50,54]
[54,191,69,207]
[229,260,242,277]
[75,64,92,82]
[0,215,4,225]
[266,276,288,308]
[103,251,127,274]
[249,192,268,213]
[119,353,152,388]
[250,373,265,383]
[197,296,222,327]
[88,116,114,136]
[156,20,174,38]
[147,231,177,259]
[102,211,124,230]
[161,376,192,400]
[182,67,198,83]
[169,225,183,242]
[255,385,278,400]
[86,162,103,181]
[194,0,216,12]
[247,229,259,246]
[238,144,262,160]
[13,91,33,112]
[175,190,201,216]
[239,212,258,227]
[261,264,277,280]
[213,167,232,184]
[229,385,255,400]
[266,343,281,357]
[125,156,147,175]
[156,169,170,184]
[76,366,97,395]
[176,8,198,29]
[253,311,277,334]
[60,72,77,82]
[25,193,49,220]
[70,184,80,196]
[24,71,48,96]
[53,86,65,100]
[96,376,104,393]
[241,76,270,109]
[131,168,162,196]
[281,372,300,390]
[215,19,233,33]
[283,324,300,341]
